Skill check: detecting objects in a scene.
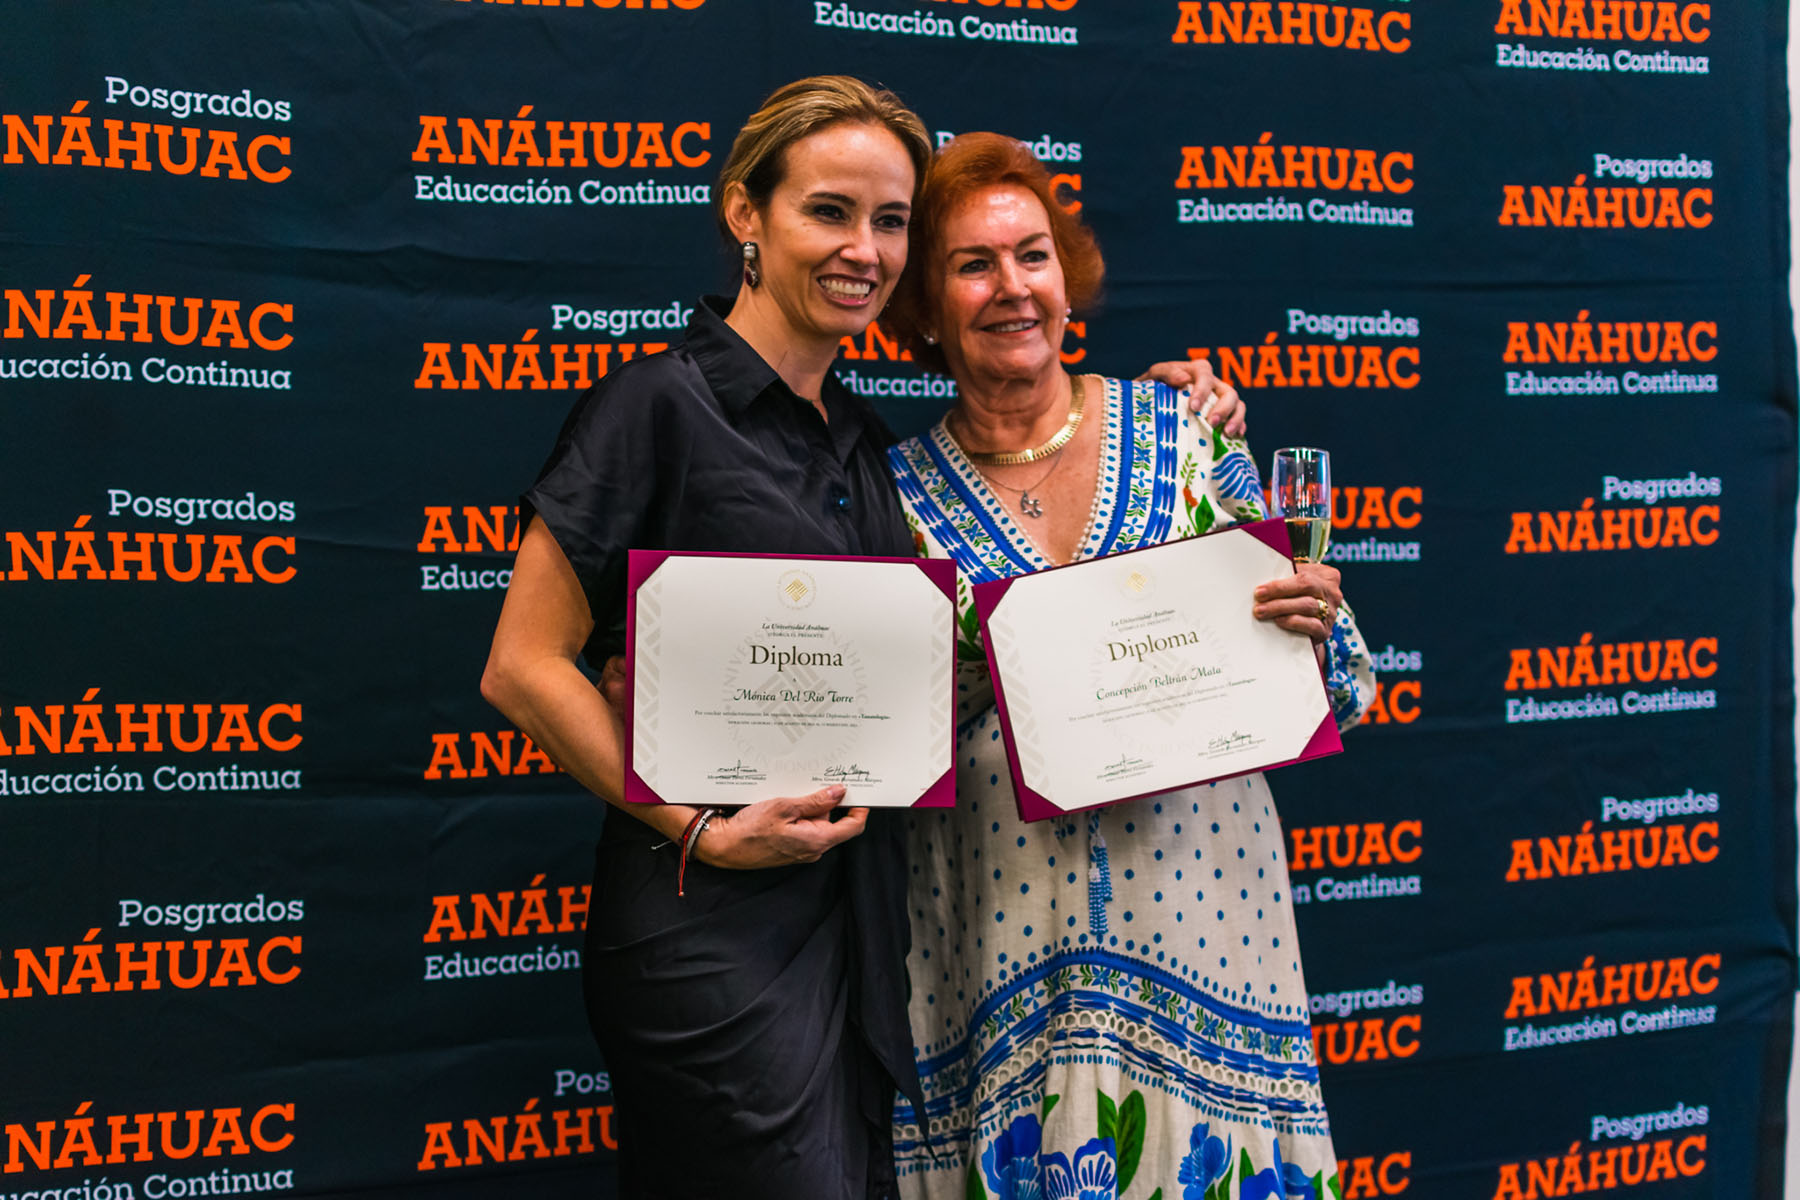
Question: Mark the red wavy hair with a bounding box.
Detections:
[887,131,1105,375]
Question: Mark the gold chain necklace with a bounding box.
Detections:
[951,375,1086,466]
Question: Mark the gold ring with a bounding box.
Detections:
[1316,599,1331,623]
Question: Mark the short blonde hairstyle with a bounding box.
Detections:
[714,75,932,242]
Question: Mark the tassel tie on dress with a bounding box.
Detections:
[1087,811,1113,939]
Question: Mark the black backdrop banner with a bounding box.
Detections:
[2,2,1796,1197]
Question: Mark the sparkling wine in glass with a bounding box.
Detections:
[1270,447,1331,564]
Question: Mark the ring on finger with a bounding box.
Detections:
[1316,598,1331,623]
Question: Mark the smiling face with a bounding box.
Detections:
[932,183,1068,390]
[727,121,916,355]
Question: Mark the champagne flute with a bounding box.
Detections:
[1270,447,1331,564]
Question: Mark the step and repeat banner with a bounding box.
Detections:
[2,2,1795,1197]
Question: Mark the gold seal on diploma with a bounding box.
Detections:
[777,569,816,609]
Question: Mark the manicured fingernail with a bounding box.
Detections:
[826,784,846,800]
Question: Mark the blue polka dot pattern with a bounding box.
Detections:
[888,377,1346,1195]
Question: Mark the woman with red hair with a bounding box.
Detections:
[884,133,1375,1200]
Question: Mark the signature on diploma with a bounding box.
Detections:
[1104,753,1148,773]
[712,760,757,777]
[822,764,872,780]
[1208,731,1255,752]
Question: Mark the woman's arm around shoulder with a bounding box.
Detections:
[1170,386,1267,536]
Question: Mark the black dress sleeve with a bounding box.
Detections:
[519,369,664,658]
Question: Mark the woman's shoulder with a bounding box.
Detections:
[1091,374,1186,418]
[545,343,713,439]
[586,341,706,406]
[1099,375,1193,440]
[1088,374,1161,392]
[883,419,949,477]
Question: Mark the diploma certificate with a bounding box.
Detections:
[973,520,1343,820]
[625,551,956,808]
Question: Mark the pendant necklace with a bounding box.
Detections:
[978,454,1066,518]
[947,375,1086,520]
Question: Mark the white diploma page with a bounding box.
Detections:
[631,556,953,807]
[981,530,1329,814]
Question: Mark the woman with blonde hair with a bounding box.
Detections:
[485,76,935,1197]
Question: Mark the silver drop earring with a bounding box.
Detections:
[742,241,761,289]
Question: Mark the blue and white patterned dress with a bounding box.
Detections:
[887,379,1374,1200]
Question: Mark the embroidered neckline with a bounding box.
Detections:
[890,379,1180,586]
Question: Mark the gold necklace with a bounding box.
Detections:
[952,375,1086,466]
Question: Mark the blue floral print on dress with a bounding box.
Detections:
[981,1114,1046,1200]
[1040,1137,1117,1200]
[1179,1122,1232,1200]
